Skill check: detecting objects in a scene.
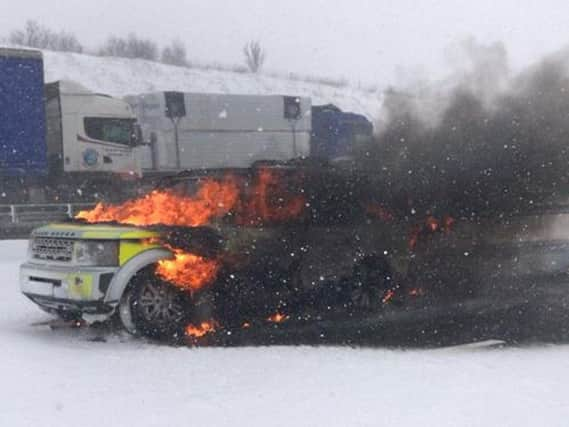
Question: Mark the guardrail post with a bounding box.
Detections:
[66,204,73,218]
[10,205,17,224]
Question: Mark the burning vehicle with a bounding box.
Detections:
[21,157,569,344]
[20,162,412,341]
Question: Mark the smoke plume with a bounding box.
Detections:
[366,40,569,219]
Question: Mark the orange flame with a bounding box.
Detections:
[382,289,395,304]
[76,169,306,227]
[267,312,289,323]
[408,288,425,297]
[425,216,439,232]
[75,169,307,292]
[408,215,456,250]
[76,178,240,227]
[238,168,305,225]
[185,321,218,338]
[408,224,422,250]
[156,249,219,292]
[366,204,394,222]
[442,215,455,233]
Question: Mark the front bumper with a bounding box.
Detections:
[20,262,119,318]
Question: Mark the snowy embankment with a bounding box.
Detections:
[2,240,569,427]
[38,50,382,120]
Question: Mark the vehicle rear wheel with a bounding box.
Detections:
[119,266,191,340]
[350,255,394,311]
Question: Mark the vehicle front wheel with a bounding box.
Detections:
[119,266,191,340]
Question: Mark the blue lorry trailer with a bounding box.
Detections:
[0,48,47,177]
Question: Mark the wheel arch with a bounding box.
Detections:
[104,248,173,303]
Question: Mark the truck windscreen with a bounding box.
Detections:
[84,117,135,145]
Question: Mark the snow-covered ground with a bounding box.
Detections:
[2,239,569,427]
[35,50,382,120]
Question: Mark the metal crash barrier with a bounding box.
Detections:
[0,203,94,239]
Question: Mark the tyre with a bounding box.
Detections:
[349,255,394,311]
[119,266,192,340]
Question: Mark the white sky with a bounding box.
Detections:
[2,0,569,85]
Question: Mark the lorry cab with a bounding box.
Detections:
[45,80,142,178]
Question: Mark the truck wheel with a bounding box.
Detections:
[119,266,191,340]
[350,256,393,311]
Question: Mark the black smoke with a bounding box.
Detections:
[364,41,569,219]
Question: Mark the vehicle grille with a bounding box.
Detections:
[31,238,74,262]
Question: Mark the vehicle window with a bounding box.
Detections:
[83,117,134,145]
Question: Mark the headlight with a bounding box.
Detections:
[74,240,119,266]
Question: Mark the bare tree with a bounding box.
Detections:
[9,20,83,53]
[243,40,266,73]
[53,31,83,53]
[126,34,158,60]
[98,36,127,57]
[9,20,48,48]
[99,33,158,61]
[161,39,188,66]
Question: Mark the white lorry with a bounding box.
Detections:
[125,92,311,172]
[45,80,141,178]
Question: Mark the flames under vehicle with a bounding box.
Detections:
[19,163,569,343]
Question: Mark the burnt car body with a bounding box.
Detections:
[158,165,411,330]
[26,160,569,344]
[121,165,569,343]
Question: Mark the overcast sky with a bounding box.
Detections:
[2,0,569,85]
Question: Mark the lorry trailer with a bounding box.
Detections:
[0,48,47,201]
[125,92,312,172]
